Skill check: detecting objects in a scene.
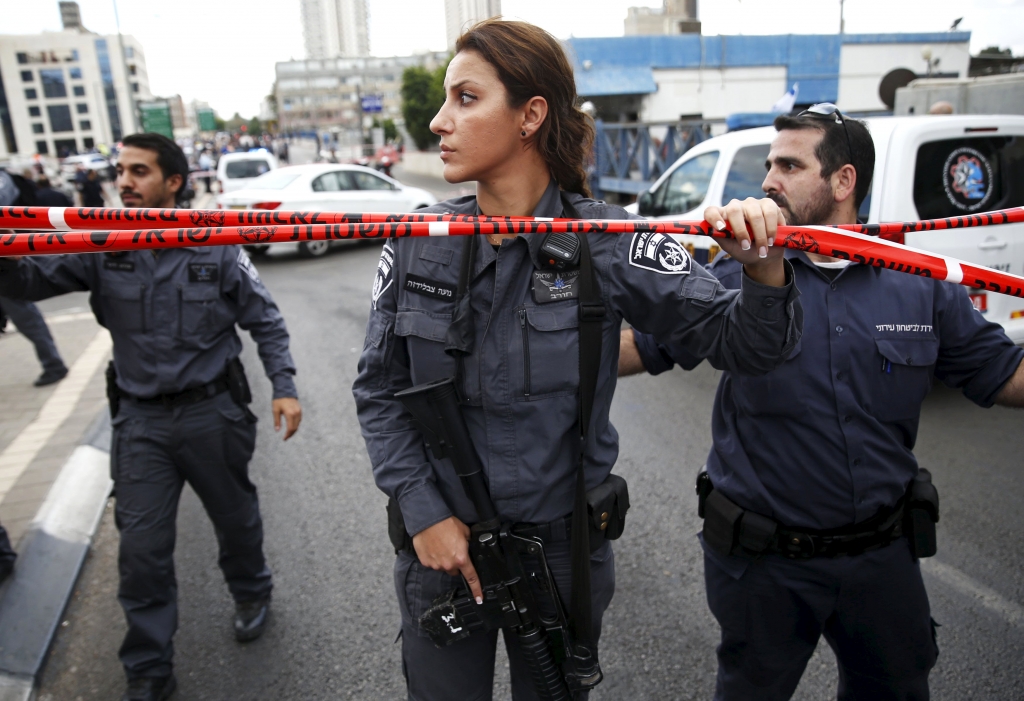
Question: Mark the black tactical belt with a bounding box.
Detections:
[123,376,230,409]
[772,517,903,559]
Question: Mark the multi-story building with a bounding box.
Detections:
[300,0,370,59]
[444,0,501,50]
[624,0,700,36]
[275,52,449,135]
[0,3,151,158]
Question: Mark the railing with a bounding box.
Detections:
[592,120,711,198]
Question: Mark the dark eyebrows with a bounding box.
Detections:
[448,80,478,92]
[769,155,805,170]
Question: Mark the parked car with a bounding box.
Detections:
[215,150,278,196]
[217,163,438,258]
[60,153,112,180]
[628,115,1024,343]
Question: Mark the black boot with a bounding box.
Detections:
[234,596,270,642]
[121,674,176,701]
[33,366,68,387]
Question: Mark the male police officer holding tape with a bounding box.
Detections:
[622,107,1024,700]
[0,133,302,701]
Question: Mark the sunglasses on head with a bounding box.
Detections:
[798,103,854,164]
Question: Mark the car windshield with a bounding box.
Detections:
[722,144,770,202]
[249,170,301,190]
[225,159,272,179]
[653,151,719,215]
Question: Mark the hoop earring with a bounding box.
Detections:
[521,130,527,137]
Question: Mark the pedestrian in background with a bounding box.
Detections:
[622,107,1024,701]
[33,175,73,207]
[353,19,800,700]
[0,133,303,701]
[80,168,105,207]
[0,171,69,386]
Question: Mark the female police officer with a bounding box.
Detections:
[353,19,800,700]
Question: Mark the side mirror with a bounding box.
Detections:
[637,190,655,217]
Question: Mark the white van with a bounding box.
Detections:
[629,115,1024,343]
[215,150,277,197]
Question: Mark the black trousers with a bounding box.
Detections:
[111,392,272,679]
[0,296,66,375]
[705,539,938,701]
[395,538,616,701]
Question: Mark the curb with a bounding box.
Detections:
[0,410,112,701]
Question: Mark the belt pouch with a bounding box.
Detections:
[387,497,413,554]
[587,473,630,551]
[226,356,253,405]
[905,469,939,559]
[703,490,743,557]
[737,511,777,553]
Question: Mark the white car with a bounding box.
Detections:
[60,153,111,179]
[217,163,438,258]
[628,115,1024,343]
[216,150,278,196]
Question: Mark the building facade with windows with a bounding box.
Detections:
[275,52,449,135]
[444,0,501,50]
[300,0,370,59]
[0,29,151,158]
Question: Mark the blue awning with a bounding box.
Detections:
[575,67,657,97]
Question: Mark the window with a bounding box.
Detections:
[224,159,272,179]
[312,171,355,191]
[54,138,77,156]
[652,151,719,216]
[124,46,134,59]
[83,137,94,149]
[351,171,395,190]
[76,103,88,114]
[131,82,139,93]
[73,85,85,97]
[17,53,28,64]
[25,88,37,100]
[913,136,1024,220]
[36,140,48,155]
[28,106,41,117]
[79,120,91,130]
[40,69,67,98]
[69,67,82,79]
[20,70,32,82]
[129,64,137,76]
[722,144,771,203]
[70,49,79,62]
[32,123,44,134]
[47,104,73,132]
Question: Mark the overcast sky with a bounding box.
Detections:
[1,0,1021,119]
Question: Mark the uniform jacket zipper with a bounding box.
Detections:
[518,308,531,398]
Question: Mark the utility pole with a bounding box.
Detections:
[112,0,139,134]
[839,0,846,34]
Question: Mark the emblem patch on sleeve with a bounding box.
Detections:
[405,273,456,301]
[629,231,691,275]
[533,270,580,303]
[188,262,219,283]
[372,242,395,309]
[237,250,261,284]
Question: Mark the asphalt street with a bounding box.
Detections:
[31,234,1024,700]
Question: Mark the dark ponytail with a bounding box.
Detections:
[456,19,594,197]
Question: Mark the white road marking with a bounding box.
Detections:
[0,330,112,499]
[921,558,1024,628]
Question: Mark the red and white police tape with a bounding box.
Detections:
[1,205,1023,299]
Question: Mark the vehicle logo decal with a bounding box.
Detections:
[943,146,993,212]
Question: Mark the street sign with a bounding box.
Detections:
[360,94,383,113]
[196,108,216,132]
[139,101,174,139]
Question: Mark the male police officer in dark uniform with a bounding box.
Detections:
[622,108,1024,700]
[0,133,302,701]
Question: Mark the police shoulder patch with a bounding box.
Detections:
[628,231,691,275]
[237,250,260,284]
[372,241,395,309]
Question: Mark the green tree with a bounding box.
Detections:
[401,59,449,150]
[372,117,398,143]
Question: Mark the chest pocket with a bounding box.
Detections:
[871,336,939,421]
[99,283,146,333]
[178,285,229,344]
[513,303,579,400]
[731,338,806,417]
[395,309,457,385]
